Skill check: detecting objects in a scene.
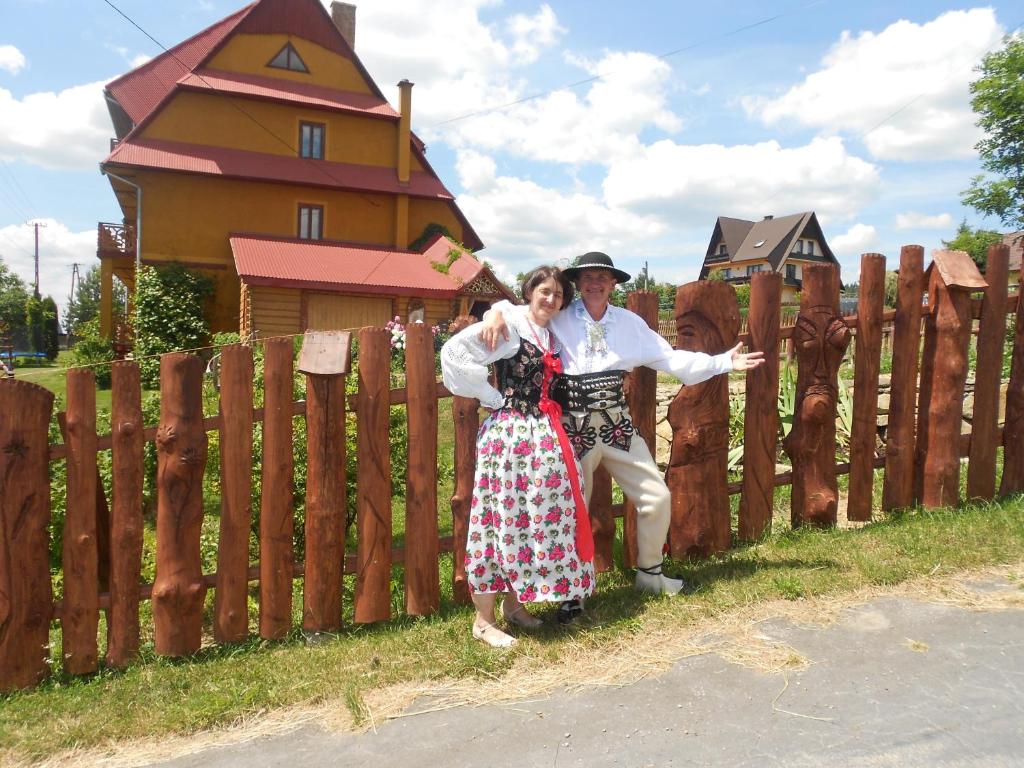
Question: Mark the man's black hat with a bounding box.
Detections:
[562,251,631,283]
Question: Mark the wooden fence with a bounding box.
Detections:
[1,244,1022,692]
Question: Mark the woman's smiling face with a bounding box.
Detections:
[527,276,564,326]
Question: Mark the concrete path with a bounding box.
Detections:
[152,579,1024,768]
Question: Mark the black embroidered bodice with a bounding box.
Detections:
[494,339,546,418]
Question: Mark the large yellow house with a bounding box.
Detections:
[97,0,511,338]
[698,212,839,304]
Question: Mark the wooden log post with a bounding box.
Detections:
[667,281,739,556]
[106,361,144,667]
[783,264,850,528]
[152,354,208,656]
[623,291,659,567]
[882,245,925,511]
[589,465,615,573]
[354,327,392,623]
[967,243,1009,500]
[450,395,479,603]
[847,253,886,521]
[214,345,254,643]
[1001,271,1024,496]
[259,338,294,640]
[404,324,440,616]
[915,251,987,509]
[0,381,54,691]
[739,271,782,540]
[298,330,351,634]
[62,368,99,674]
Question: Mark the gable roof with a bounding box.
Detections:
[701,211,837,277]
[1002,231,1023,273]
[230,233,511,298]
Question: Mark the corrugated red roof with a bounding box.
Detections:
[105,4,255,125]
[179,69,399,117]
[230,234,468,296]
[105,138,453,200]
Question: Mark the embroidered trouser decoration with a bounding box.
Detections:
[598,410,634,453]
[564,411,635,458]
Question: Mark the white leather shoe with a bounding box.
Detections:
[635,562,693,595]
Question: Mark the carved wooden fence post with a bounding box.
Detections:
[739,271,781,540]
[214,344,254,643]
[847,253,886,521]
[107,361,144,667]
[404,324,439,616]
[259,338,295,639]
[152,353,208,656]
[63,368,99,674]
[667,280,738,556]
[450,395,479,603]
[354,327,392,623]
[0,381,54,691]
[967,243,1009,500]
[783,264,850,528]
[300,331,351,633]
[589,466,615,573]
[623,291,659,566]
[1000,274,1024,497]
[882,245,925,511]
[915,251,986,509]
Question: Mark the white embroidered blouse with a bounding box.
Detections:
[440,313,554,410]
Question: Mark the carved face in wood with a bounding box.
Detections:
[668,309,730,467]
[792,306,850,400]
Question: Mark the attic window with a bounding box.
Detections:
[268,43,309,73]
[754,239,766,248]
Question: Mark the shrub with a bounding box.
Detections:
[70,317,115,388]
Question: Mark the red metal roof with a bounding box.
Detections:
[230,234,470,296]
[179,69,399,118]
[105,4,255,125]
[105,138,453,200]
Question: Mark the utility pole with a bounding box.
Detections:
[29,220,46,298]
[69,262,80,308]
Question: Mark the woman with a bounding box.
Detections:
[441,266,595,648]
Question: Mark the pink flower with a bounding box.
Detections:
[553,577,571,596]
[520,585,537,601]
[514,474,530,491]
[540,435,555,451]
[544,472,562,488]
[517,546,533,564]
[483,544,495,558]
[532,530,546,543]
[473,564,486,577]
[514,511,530,528]
[581,573,592,589]
[512,440,531,456]
[549,544,566,562]
[502,496,516,510]
[544,509,561,524]
[493,576,506,591]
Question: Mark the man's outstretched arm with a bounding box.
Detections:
[478,300,519,351]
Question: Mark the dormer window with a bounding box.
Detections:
[717,243,727,255]
[268,43,309,73]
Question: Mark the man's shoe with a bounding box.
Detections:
[635,562,696,596]
[557,599,584,625]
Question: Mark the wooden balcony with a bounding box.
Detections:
[97,222,135,260]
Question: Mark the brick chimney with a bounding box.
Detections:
[331,2,356,50]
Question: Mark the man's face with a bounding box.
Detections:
[576,268,617,307]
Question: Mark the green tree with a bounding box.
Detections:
[942,219,1003,270]
[42,296,60,359]
[0,257,29,345]
[25,293,49,353]
[962,36,1024,229]
[65,265,102,334]
[134,264,214,387]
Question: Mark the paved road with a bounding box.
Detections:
[153,580,1024,768]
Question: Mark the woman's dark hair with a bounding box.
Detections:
[520,266,574,309]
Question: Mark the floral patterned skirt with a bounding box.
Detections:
[466,407,595,603]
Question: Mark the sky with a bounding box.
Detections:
[0,0,1021,318]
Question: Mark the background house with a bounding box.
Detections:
[698,212,839,303]
[1001,232,1022,288]
[96,0,508,339]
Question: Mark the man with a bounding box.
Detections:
[480,252,763,618]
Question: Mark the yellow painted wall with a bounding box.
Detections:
[143,92,423,171]
[407,199,470,251]
[208,33,370,93]
[250,285,301,336]
[394,296,453,327]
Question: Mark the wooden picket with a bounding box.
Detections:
[1,242,1022,693]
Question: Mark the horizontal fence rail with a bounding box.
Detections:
[1,243,1022,692]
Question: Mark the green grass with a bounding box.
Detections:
[2,494,1023,762]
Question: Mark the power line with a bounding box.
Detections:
[0,158,40,219]
[431,0,828,128]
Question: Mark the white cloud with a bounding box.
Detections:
[455,149,665,279]
[441,50,682,165]
[603,136,880,227]
[0,219,96,316]
[0,79,112,171]
[831,223,879,256]
[508,5,564,65]
[0,45,26,75]
[894,211,954,230]
[743,9,1004,161]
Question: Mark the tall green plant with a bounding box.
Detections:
[134,264,214,387]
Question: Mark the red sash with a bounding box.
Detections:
[528,323,594,562]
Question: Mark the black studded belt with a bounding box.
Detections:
[551,370,627,413]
